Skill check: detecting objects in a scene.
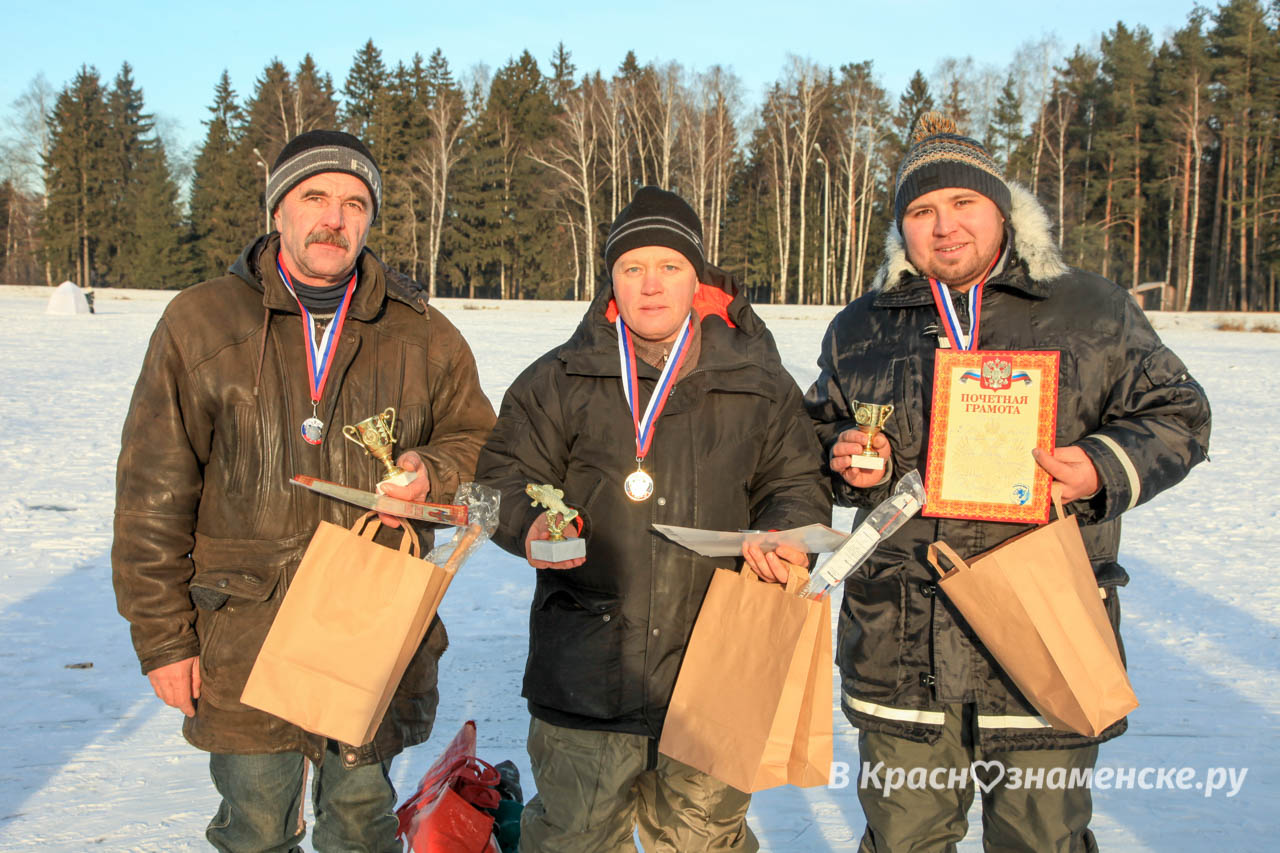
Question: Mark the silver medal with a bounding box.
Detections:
[301,416,325,445]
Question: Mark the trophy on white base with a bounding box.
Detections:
[849,401,894,470]
[342,407,420,493]
[526,483,586,562]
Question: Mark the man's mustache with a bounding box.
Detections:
[305,228,350,250]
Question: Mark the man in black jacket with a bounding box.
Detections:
[477,187,831,852]
[805,114,1210,851]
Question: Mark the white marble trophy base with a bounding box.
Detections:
[531,537,586,562]
[847,455,885,471]
[375,470,419,494]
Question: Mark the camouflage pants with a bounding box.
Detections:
[857,704,1099,853]
[519,717,759,853]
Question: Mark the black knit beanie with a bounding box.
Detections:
[604,186,705,279]
[265,130,382,222]
[894,112,1010,234]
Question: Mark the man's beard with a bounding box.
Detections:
[917,254,988,287]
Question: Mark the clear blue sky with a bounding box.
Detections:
[5,0,1208,157]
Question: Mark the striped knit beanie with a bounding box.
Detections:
[604,186,705,280]
[894,112,1010,234]
[265,130,382,223]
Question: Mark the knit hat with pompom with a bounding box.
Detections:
[893,112,1010,233]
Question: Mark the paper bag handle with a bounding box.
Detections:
[737,561,810,597]
[926,541,971,579]
[351,511,421,556]
[1049,481,1067,521]
[783,563,810,596]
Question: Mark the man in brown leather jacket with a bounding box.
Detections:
[111,130,495,852]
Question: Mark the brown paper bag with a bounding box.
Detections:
[242,512,461,746]
[658,565,833,793]
[928,492,1139,736]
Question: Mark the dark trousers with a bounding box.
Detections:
[206,741,400,853]
[857,704,1099,853]
[520,717,758,853]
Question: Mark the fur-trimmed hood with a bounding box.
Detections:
[871,182,1069,292]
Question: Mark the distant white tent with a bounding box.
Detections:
[45,281,92,315]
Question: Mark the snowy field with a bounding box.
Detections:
[0,285,1275,852]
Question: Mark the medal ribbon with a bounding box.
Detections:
[927,253,1000,351]
[616,314,694,462]
[277,258,358,409]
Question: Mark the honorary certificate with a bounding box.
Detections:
[924,350,1060,523]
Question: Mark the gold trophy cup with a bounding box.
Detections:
[526,483,586,562]
[850,401,894,470]
[342,407,419,492]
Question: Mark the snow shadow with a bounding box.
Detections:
[1079,562,1278,851]
[0,545,167,827]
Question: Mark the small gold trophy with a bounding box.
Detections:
[526,483,586,562]
[343,407,419,493]
[850,401,894,470]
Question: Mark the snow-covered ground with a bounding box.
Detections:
[0,285,1274,852]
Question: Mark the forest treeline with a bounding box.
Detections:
[1,0,1277,310]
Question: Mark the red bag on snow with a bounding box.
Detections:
[396,720,502,853]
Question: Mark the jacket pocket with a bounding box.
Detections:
[224,402,259,498]
[894,355,923,448]
[522,579,625,719]
[838,572,907,694]
[189,532,308,706]
[190,576,279,708]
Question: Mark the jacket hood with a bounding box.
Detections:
[871,182,1069,293]
[229,233,430,316]
[571,261,764,348]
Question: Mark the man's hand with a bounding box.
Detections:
[742,543,810,584]
[147,656,201,717]
[377,451,431,528]
[524,513,586,570]
[1032,445,1100,503]
[830,428,892,489]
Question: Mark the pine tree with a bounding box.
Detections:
[893,71,935,153]
[1153,14,1212,309]
[342,40,387,143]
[371,55,430,275]
[1206,0,1279,310]
[548,42,576,108]
[342,43,401,261]
[125,141,192,287]
[896,73,936,147]
[452,51,558,298]
[1098,22,1155,288]
[1055,48,1104,267]
[43,66,111,287]
[78,63,190,288]
[243,57,340,229]
[294,55,340,135]
[415,49,467,295]
[939,77,971,135]
[989,73,1024,175]
[190,71,259,279]
[102,63,151,286]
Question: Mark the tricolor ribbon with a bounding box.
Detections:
[616,314,694,463]
[927,253,1001,351]
[929,277,983,351]
[277,258,358,410]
